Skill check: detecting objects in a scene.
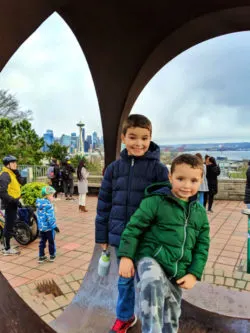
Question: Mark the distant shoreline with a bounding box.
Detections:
[160,150,250,161]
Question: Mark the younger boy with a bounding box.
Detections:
[118,154,210,333]
[36,186,59,263]
[95,114,169,332]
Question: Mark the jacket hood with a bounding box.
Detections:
[144,181,197,203]
[120,141,160,161]
[145,182,172,197]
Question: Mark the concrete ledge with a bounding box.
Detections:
[182,282,250,318]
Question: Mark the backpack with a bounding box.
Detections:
[47,166,55,179]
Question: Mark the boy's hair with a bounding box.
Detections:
[122,114,152,135]
[171,154,203,174]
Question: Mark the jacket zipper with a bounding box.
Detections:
[126,158,135,223]
[154,245,163,257]
[171,201,192,279]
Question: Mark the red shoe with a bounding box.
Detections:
[109,315,137,333]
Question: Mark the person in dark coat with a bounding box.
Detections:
[95,114,169,333]
[48,159,60,198]
[204,156,220,212]
[61,157,75,200]
[244,161,250,210]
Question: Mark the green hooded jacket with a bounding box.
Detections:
[118,182,210,280]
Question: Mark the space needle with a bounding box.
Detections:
[77,121,85,154]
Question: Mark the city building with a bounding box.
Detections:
[60,134,71,149]
[84,140,90,153]
[42,129,54,152]
[92,131,98,150]
[70,132,78,153]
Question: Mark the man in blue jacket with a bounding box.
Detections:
[95,114,169,333]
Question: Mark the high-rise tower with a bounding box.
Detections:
[76,121,85,154]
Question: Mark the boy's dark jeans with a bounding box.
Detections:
[39,230,56,257]
[115,247,135,321]
[3,202,18,250]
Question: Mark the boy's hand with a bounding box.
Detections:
[119,257,135,278]
[100,243,108,250]
[54,227,60,233]
[176,274,197,289]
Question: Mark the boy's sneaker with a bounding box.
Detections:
[2,248,20,256]
[38,256,48,263]
[49,255,56,262]
[242,209,250,215]
[110,315,137,333]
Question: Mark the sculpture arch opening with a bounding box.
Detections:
[1,2,250,333]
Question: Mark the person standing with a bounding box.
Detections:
[0,155,22,255]
[243,161,250,212]
[204,156,220,212]
[195,153,209,205]
[61,156,75,200]
[77,159,89,212]
[47,158,60,199]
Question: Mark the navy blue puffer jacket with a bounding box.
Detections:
[95,142,169,247]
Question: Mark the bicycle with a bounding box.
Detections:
[0,205,38,246]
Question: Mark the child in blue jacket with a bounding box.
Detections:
[95,114,169,332]
[36,186,59,263]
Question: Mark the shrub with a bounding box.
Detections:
[21,182,47,207]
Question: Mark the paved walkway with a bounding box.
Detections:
[0,196,249,324]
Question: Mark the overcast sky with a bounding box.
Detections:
[0,13,250,144]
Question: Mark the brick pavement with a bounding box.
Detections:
[0,196,249,323]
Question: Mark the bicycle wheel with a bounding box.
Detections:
[29,214,39,241]
[14,222,32,245]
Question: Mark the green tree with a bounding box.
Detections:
[0,118,44,164]
[0,89,32,121]
[46,142,68,161]
[0,118,15,156]
[13,120,44,164]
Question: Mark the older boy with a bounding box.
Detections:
[118,154,210,333]
[95,114,169,332]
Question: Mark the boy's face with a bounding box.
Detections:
[121,127,151,157]
[169,163,203,201]
[46,194,54,202]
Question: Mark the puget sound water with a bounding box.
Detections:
[186,150,250,161]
